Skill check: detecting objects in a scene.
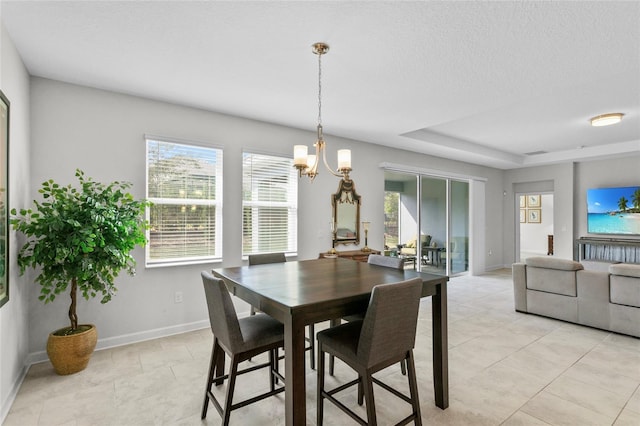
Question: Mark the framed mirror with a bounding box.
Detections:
[332,179,360,247]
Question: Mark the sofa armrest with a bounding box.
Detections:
[512,263,527,312]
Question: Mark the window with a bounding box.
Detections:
[242,152,297,256]
[146,137,222,266]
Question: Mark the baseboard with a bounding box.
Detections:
[1,364,29,425]
[24,319,210,366]
[484,263,510,272]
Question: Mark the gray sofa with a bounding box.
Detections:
[513,257,640,338]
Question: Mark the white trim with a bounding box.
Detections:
[380,162,488,182]
[145,257,222,268]
[144,133,224,151]
[243,147,294,160]
[24,320,210,366]
[1,364,29,425]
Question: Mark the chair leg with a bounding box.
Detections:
[222,355,239,426]
[401,359,407,375]
[406,351,422,426]
[357,374,364,406]
[269,349,276,392]
[362,372,377,425]
[317,343,325,426]
[329,354,335,376]
[328,319,341,376]
[201,338,221,419]
[308,324,315,370]
[248,307,256,361]
[273,348,280,384]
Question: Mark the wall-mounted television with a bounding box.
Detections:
[587,186,640,235]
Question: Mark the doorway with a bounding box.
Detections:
[517,192,554,262]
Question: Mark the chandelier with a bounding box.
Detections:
[293,43,352,181]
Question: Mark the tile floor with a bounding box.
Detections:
[4,269,640,425]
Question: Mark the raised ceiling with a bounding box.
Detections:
[2,1,639,169]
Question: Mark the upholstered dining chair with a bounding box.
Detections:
[329,254,407,376]
[317,278,424,425]
[367,254,405,270]
[248,252,316,370]
[200,271,285,425]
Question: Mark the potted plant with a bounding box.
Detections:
[11,169,149,375]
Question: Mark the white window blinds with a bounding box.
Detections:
[146,138,223,266]
[242,152,298,256]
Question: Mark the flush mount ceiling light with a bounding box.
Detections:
[590,113,624,127]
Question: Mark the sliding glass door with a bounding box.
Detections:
[450,180,469,274]
[420,177,447,273]
[384,171,469,276]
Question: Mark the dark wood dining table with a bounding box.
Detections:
[212,257,449,425]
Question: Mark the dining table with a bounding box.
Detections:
[212,257,449,425]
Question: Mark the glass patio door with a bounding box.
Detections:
[384,171,470,276]
[450,180,469,274]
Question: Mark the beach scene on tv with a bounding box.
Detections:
[587,186,640,235]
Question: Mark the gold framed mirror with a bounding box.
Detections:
[332,179,360,247]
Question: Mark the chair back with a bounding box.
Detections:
[367,254,404,270]
[248,252,286,265]
[357,277,423,367]
[201,271,244,352]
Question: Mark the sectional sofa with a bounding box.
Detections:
[512,257,640,338]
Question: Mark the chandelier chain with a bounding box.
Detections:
[317,50,322,127]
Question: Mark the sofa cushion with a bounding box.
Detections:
[609,263,640,278]
[525,256,583,271]
[527,289,578,322]
[610,275,640,308]
[527,266,578,297]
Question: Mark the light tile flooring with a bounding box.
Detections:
[5,269,640,425]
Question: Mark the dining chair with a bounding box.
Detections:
[248,252,316,370]
[366,253,405,270]
[329,253,407,376]
[341,254,404,321]
[200,271,285,425]
[317,277,424,425]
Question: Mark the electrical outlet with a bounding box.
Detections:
[488,249,492,256]
[174,291,183,303]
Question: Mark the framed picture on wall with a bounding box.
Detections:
[519,195,526,208]
[527,194,541,208]
[0,90,9,308]
[528,209,541,224]
[520,209,526,223]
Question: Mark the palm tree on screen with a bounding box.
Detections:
[632,189,640,211]
[618,196,629,212]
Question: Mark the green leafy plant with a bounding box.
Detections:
[11,169,149,334]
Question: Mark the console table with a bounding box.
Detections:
[319,248,380,262]
[576,237,640,264]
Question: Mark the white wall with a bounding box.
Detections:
[0,22,31,422]
[23,78,506,362]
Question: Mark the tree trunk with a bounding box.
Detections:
[69,278,78,330]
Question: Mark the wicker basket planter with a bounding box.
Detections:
[47,324,97,375]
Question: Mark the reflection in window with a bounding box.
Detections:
[242,152,298,256]
[146,138,222,266]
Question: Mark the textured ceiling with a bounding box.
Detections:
[2,1,639,169]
